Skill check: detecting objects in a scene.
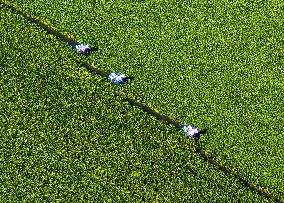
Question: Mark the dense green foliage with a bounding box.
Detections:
[0,4,274,202]
[6,0,284,197]
[1,0,284,201]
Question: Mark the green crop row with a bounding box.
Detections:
[7,0,283,197]
[2,0,284,199]
[0,4,274,202]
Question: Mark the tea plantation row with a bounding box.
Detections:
[0,4,273,202]
[7,0,283,197]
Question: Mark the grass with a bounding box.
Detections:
[0,0,283,201]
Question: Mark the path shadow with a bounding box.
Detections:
[194,136,283,203]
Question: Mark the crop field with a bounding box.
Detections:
[0,0,283,202]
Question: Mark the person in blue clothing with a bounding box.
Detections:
[75,44,91,55]
[180,125,201,138]
[108,72,127,85]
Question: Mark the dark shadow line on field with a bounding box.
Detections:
[2,1,283,202]
[1,1,97,53]
[2,2,132,83]
[76,60,111,77]
[118,93,283,203]
[194,142,283,203]
[116,93,181,129]
[75,60,133,84]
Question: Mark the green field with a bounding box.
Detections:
[0,0,283,202]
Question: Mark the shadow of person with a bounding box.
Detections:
[193,128,208,142]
